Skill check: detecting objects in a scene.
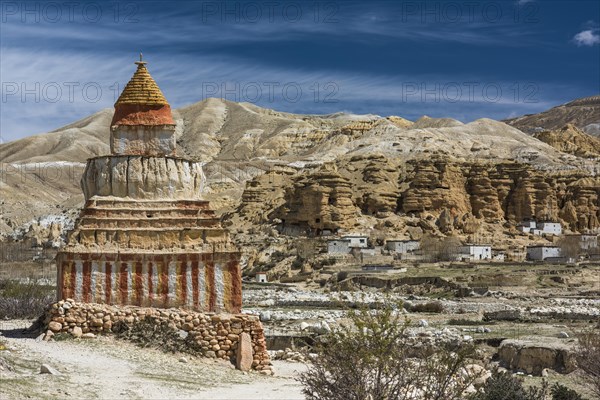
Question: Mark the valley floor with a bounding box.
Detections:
[0,320,306,400]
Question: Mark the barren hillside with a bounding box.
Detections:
[0,98,598,246]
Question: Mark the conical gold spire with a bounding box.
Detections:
[115,58,168,106]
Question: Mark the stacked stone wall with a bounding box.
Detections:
[43,300,272,373]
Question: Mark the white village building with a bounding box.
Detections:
[517,220,562,236]
[341,234,369,248]
[458,244,492,261]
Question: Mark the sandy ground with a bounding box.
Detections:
[0,320,306,400]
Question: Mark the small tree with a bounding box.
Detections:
[299,301,482,400]
[576,327,600,398]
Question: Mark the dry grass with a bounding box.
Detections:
[0,279,55,319]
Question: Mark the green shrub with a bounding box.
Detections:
[270,250,287,261]
[299,299,482,400]
[53,332,72,341]
[336,271,348,282]
[550,383,584,400]
[321,258,337,266]
[576,327,600,398]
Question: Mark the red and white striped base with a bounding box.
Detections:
[56,252,241,313]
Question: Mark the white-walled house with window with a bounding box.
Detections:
[458,244,492,261]
[341,234,369,248]
[517,220,562,236]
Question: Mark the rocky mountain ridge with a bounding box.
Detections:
[504,95,600,135]
[1,97,599,248]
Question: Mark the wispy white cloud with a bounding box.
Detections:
[0,47,576,142]
[0,2,547,49]
[573,29,600,46]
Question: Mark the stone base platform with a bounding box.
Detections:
[43,300,272,373]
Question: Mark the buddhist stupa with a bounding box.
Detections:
[55,55,242,313]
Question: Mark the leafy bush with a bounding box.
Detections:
[299,300,482,400]
[469,369,547,400]
[550,383,584,400]
[408,301,445,313]
[0,279,55,319]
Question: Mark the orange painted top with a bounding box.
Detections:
[111,57,175,126]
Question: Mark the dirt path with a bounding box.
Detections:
[0,320,306,400]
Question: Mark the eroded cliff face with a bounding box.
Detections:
[233,156,600,236]
[399,159,599,233]
[532,124,600,158]
[270,166,360,233]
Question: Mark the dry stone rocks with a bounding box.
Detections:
[42,300,272,371]
[236,333,253,372]
[48,321,62,332]
[71,326,83,338]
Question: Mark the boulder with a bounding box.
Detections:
[497,339,576,376]
[71,326,83,338]
[48,321,62,332]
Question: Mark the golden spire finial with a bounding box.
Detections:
[135,51,146,66]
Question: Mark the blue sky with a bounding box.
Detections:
[1,0,599,143]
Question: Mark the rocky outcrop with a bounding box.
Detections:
[398,158,599,232]
[386,116,413,129]
[271,166,360,233]
[560,177,600,232]
[233,156,598,238]
[234,166,293,224]
[400,160,470,216]
[353,154,401,216]
[533,124,600,158]
[498,339,576,376]
[505,95,600,133]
